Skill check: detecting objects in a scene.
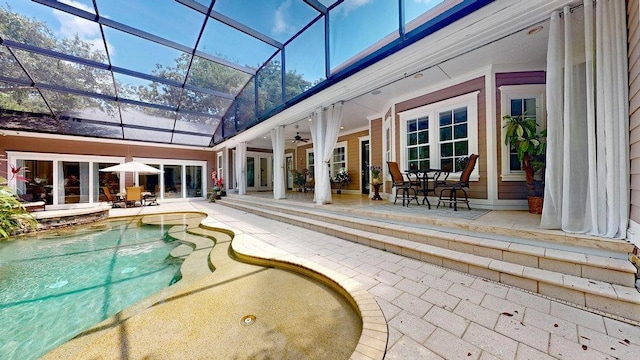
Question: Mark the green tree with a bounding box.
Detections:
[0,5,113,114]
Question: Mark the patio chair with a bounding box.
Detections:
[387,161,419,206]
[125,186,142,207]
[143,191,159,206]
[436,154,479,211]
[304,175,314,193]
[102,186,123,208]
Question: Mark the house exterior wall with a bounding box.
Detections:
[370,117,383,192]
[495,71,546,200]
[339,130,368,192]
[395,77,489,200]
[629,0,640,229]
[0,135,215,187]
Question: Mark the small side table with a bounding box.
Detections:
[371,183,382,200]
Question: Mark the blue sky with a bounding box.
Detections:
[5,0,444,85]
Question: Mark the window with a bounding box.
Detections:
[217,152,223,184]
[384,111,392,177]
[331,143,346,175]
[399,92,479,178]
[499,85,545,181]
[306,149,315,176]
[406,116,429,170]
[439,107,469,172]
[306,142,347,178]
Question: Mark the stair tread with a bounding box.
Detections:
[220,197,635,272]
[220,199,640,300]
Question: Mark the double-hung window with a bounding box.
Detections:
[499,84,545,181]
[307,142,348,177]
[306,149,315,176]
[399,92,479,178]
[383,111,392,178]
[331,142,347,175]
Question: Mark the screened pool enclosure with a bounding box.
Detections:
[0,0,492,147]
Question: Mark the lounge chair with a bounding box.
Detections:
[143,191,159,206]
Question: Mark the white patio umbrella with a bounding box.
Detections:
[99,161,162,174]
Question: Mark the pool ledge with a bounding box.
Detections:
[29,204,112,232]
[200,217,388,360]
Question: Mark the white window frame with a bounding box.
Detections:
[6,151,125,206]
[134,157,207,199]
[383,111,392,180]
[398,91,479,180]
[306,148,315,176]
[216,152,223,184]
[499,84,546,181]
[331,141,348,176]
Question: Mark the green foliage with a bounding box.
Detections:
[0,177,37,239]
[291,168,308,187]
[0,5,113,114]
[503,114,547,196]
[333,168,350,188]
[0,4,315,136]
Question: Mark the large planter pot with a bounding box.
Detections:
[527,196,543,214]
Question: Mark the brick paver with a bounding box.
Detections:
[176,201,640,359]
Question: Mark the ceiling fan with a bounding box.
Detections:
[289,125,310,143]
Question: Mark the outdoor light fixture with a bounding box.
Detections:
[527,25,543,35]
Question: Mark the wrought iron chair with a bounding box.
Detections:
[387,161,419,207]
[436,154,479,211]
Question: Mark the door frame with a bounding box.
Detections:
[359,136,370,195]
[245,151,272,191]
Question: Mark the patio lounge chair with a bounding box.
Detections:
[387,161,419,206]
[143,191,159,206]
[436,154,479,211]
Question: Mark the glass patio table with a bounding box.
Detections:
[405,169,447,209]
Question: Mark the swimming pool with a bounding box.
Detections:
[0,217,185,360]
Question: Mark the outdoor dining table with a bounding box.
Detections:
[405,168,447,209]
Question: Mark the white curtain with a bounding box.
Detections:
[309,102,343,204]
[541,1,629,238]
[271,126,286,199]
[235,142,247,195]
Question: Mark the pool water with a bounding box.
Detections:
[0,218,184,360]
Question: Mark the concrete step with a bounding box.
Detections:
[219,196,636,287]
[218,196,640,323]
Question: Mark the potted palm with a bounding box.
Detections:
[503,114,547,214]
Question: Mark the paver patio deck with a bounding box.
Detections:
[88,196,640,359]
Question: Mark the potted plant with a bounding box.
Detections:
[503,114,547,214]
[370,165,382,185]
[291,169,307,192]
[333,168,349,194]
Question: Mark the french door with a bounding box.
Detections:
[246,153,272,191]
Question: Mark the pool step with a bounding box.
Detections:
[141,219,216,282]
[217,196,640,323]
